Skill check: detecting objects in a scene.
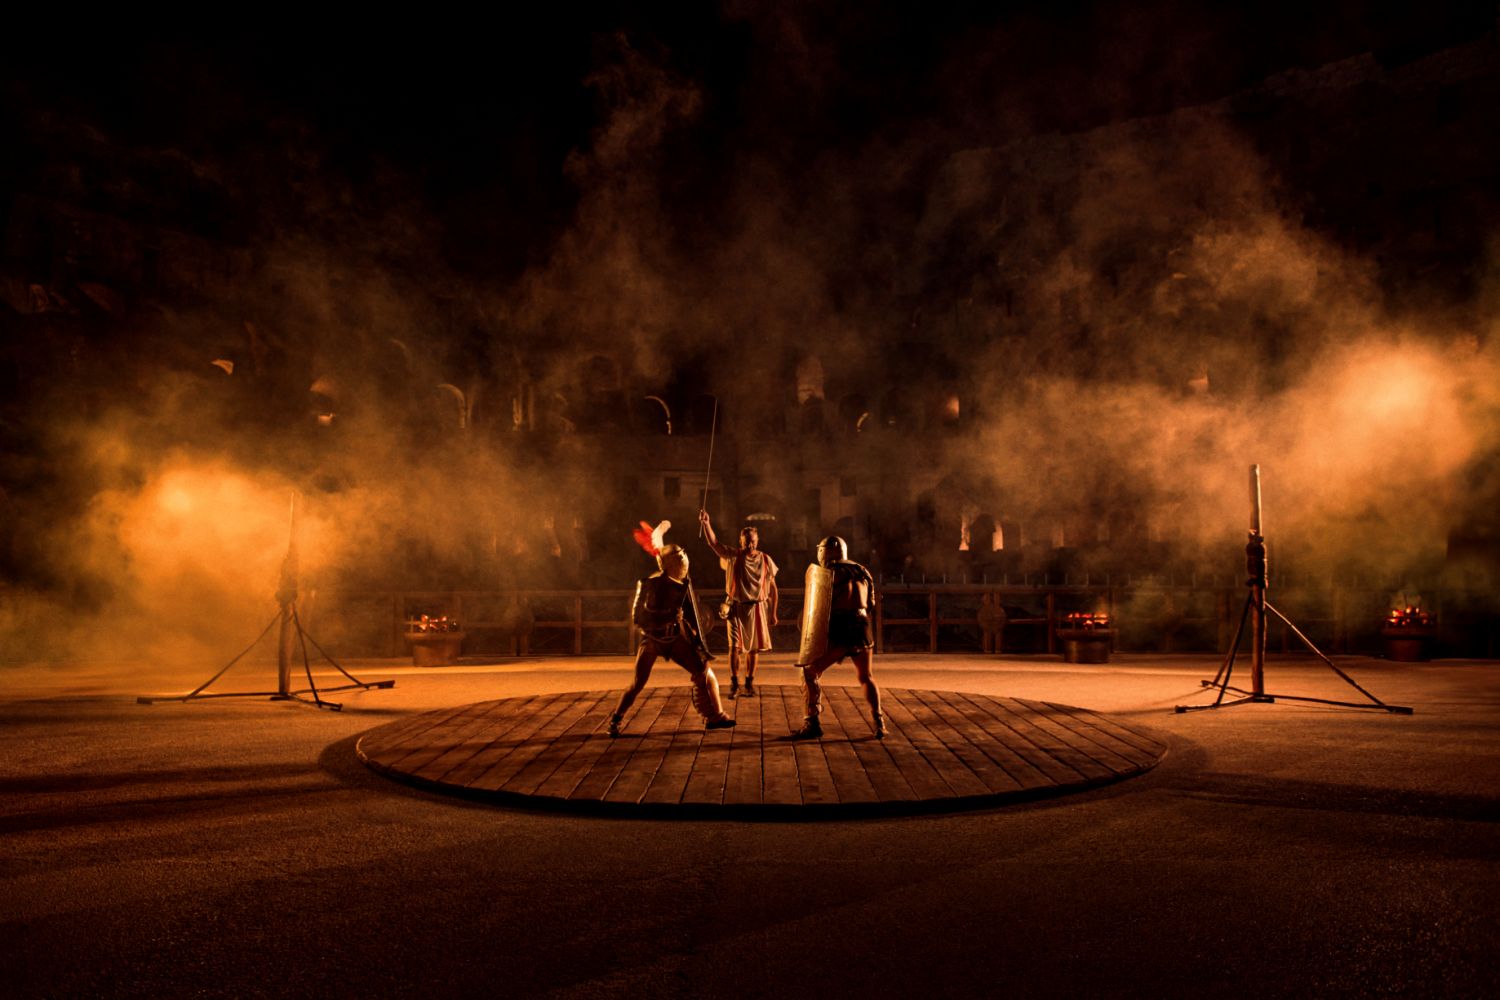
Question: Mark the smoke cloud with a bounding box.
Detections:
[4,8,1498,670]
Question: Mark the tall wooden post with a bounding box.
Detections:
[274,493,299,698]
[1248,464,1267,698]
[276,603,295,697]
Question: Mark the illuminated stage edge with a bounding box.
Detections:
[356,685,1167,817]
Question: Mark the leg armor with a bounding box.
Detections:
[853,650,883,738]
[691,665,733,726]
[612,641,659,731]
[791,665,824,739]
[800,664,823,720]
[792,648,838,739]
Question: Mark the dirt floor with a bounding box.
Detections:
[2,651,1496,998]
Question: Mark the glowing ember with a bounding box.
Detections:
[1385,606,1433,629]
[408,615,461,634]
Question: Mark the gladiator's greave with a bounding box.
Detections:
[801,665,822,720]
[691,666,729,722]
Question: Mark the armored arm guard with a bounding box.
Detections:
[633,576,679,632]
[631,579,650,629]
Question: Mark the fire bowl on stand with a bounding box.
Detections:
[1057,613,1113,663]
[1381,628,1435,662]
[406,616,464,667]
[1381,606,1435,662]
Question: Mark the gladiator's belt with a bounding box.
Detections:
[720,597,761,620]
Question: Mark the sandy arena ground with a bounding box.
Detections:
[2,651,1496,998]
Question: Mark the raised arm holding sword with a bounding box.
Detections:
[698,509,779,698]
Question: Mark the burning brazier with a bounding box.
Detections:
[406,615,464,667]
[1057,612,1114,664]
[1381,605,1435,662]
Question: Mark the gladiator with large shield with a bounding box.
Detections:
[792,535,884,740]
[608,521,736,737]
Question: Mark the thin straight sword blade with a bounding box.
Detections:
[699,397,718,536]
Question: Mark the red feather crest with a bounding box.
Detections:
[632,519,671,556]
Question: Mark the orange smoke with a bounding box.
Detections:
[74,460,339,663]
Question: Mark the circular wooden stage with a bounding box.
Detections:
[356,685,1166,817]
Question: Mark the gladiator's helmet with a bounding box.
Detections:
[815,535,848,567]
[657,543,689,581]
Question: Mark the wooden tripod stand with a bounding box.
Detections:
[138,494,394,711]
[1176,465,1412,715]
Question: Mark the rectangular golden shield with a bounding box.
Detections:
[795,563,834,667]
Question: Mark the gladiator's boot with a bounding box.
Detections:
[863,676,884,740]
[607,713,623,738]
[692,667,737,730]
[791,665,822,738]
[790,715,823,740]
[743,677,756,697]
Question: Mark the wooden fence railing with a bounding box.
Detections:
[300,583,1500,660]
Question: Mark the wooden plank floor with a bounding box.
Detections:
[356,686,1167,816]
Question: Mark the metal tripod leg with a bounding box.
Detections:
[277,608,397,711]
[138,604,393,709]
[1175,595,1413,715]
[1259,602,1413,714]
[1178,590,1272,713]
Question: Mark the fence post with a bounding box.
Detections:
[519,592,529,656]
[982,592,993,654]
[929,591,938,653]
[391,593,403,657]
[574,595,584,655]
[1046,592,1056,654]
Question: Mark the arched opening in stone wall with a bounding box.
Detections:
[740,492,788,573]
[795,356,825,404]
[633,395,672,435]
[837,392,869,435]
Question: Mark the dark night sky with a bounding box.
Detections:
[5,1,1500,639]
[7,1,1496,278]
